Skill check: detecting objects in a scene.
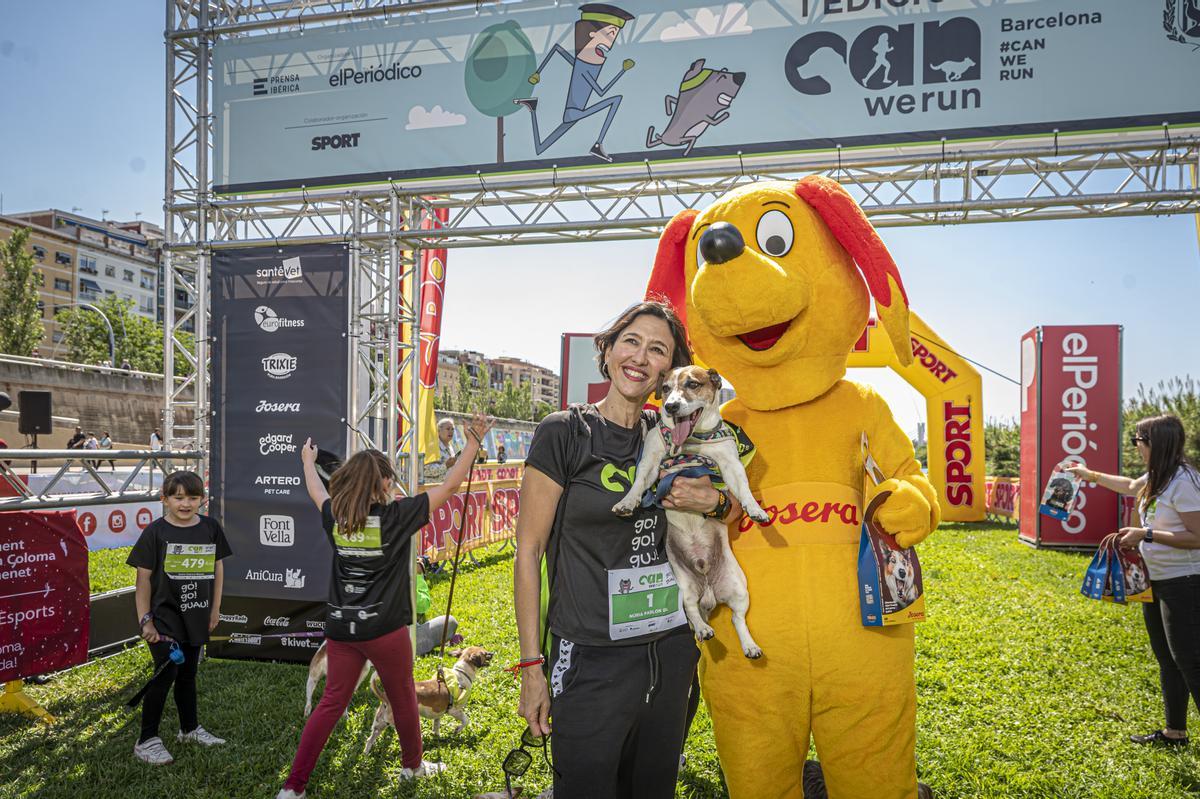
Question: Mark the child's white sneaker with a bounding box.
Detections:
[400,760,446,779]
[133,736,174,765]
[274,790,306,799]
[177,725,225,746]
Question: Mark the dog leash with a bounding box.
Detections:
[126,635,186,708]
[435,428,481,709]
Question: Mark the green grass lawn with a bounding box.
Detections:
[4,525,1200,798]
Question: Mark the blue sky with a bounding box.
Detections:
[2,2,1197,436]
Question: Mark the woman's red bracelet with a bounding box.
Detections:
[506,655,545,676]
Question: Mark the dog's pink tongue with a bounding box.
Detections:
[671,415,696,447]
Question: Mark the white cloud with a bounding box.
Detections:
[660,3,753,42]
[405,104,467,130]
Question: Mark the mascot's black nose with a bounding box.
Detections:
[733,72,746,86]
[698,222,745,265]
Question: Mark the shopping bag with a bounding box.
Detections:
[1080,540,1111,601]
[858,433,925,626]
[1106,538,1154,604]
[1040,461,1082,520]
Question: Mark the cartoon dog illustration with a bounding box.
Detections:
[618,578,633,594]
[929,57,976,81]
[646,59,745,157]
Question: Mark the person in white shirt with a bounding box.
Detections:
[1068,414,1200,748]
[151,429,163,451]
[421,418,459,484]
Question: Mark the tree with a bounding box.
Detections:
[464,21,536,163]
[495,378,533,421]
[534,400,556,422]
[58,296,163,372]
[911,440,928,470]
[0,227,45,356]
[984,418,1021,477]
[1122,377,1200,477]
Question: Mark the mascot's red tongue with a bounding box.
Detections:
[671,411,699,447]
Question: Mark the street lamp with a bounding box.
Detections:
[55,302,118,364]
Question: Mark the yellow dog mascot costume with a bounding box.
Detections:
[646,177,940,799]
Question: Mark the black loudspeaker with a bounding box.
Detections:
[17,390,52,435]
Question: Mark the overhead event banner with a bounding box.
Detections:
[208,244,349,660]
[1018,325,1122,548]
[0,511,89,682]
[213,1,1200,193]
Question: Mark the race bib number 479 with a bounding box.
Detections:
[164,543,216,580]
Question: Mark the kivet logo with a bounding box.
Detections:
[255,305,305,332]
[256,400,301,413]
[262,353,297,379]
[259,514,295,547]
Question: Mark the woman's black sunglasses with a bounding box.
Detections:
[1129,435,1148,445]
[501,727,554,795]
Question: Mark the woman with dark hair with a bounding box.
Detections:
[512,300,744,798]
[1067,414,1200,747]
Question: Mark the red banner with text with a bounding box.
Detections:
[416,465,523,561]
[0,511,89,681]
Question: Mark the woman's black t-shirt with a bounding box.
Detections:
[526,405,684,647]
[320,493,430,641]
[126,515,233,645]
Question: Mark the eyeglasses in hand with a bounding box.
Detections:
[501,727,554,797]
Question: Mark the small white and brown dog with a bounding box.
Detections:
[304,639,371,718]
[612,365,768,658]
[363,645,494,754]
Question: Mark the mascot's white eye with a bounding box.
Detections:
[695,239,707,269]
[755,210,793,257]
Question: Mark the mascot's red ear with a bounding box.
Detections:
[794,175,913,365]
[645,209,698,329]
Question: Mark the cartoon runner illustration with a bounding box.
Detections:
[864,32,893,87]
[513,3,635,162]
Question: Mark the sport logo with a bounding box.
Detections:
[256,400,301,413]
[259,434,297,456]
[262,353,297,379]
[256,256,303,283]
[254,305,305,333]
[285,568,306,589]
[260,514,295,547]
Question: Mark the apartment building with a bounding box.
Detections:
[489,356,559,408]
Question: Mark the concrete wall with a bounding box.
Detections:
[0,360,192,446]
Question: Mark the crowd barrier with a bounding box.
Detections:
[417,462,523,562]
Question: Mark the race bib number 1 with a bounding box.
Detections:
[607,562,685,641]
[164,543,216,580]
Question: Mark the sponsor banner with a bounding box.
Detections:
[206,595,327,664]
[984,477,1020,521]
[75,501,160,551]
[846,310,985,522]
[560,332,609,409]
[17,472,163,552]
[0,511,89,681]
[213,1,1200,193]
[1018,325,1122,547]
[210,245,349,606]
[417,478,522,562]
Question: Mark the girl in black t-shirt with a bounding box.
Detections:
[513,301,745,799]
[127,470,232,766]
[275,413,493,799]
